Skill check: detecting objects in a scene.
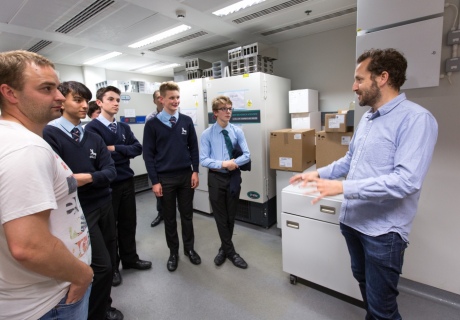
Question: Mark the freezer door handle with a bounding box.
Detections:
[320,205,336,215]
[286,220,299,229]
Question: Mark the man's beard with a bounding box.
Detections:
[357,79,381,108]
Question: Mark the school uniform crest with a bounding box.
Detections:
[89,149,97,159]
[181,128,187,135]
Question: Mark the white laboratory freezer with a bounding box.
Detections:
[176,78,212,214]
[281,184,362,301]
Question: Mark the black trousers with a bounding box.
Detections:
[159,171,195,254]
[111,177,139,267]
[85,199,116,320]
[208,171,241,257]
[156,196,162,217]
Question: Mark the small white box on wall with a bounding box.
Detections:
[289,89,318,113]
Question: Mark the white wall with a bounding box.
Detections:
[274,22,460,294]
[275,25,357,112]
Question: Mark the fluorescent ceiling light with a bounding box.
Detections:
[128,25,191,48]
[138,63,181,73]
[84,52,122,65]
[212,0,266,17]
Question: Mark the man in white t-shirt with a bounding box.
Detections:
[0,50,93,320]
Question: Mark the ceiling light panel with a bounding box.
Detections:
[84,51,122,65]
[213,0,266,17]
[128,25,192,48]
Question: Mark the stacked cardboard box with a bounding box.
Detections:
[316,131,354,168]
[269,129,316,172]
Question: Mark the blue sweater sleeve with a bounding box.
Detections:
[188,120,199,173]
[142,119,159,184]
[113,123,142,160]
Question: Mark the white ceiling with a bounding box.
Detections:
[0,0,357,77]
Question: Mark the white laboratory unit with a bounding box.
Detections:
[281,183,362,301]
[205,72,291,228]
[356,0,444,90]
[176,78,211,214]
[116,92,155,191]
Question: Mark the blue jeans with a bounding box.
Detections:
[340,223,407,320]
[39,284,91,320]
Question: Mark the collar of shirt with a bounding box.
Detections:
[158,110,179,127]
[50,116,84,139]
[96,114,117,127]
[366,92,407,121]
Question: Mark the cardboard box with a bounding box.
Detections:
[325,110,353,132]
[316,131,354,168]
[290,112,321,131]
[289,89,318,113]
[270,129,316,172]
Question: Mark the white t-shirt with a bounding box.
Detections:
[0,121,91,320]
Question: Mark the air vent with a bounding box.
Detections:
[27,40,53,53]
[148,31,208,52]
[55,0,114,34]
[233,0,311,24]
[261,7,357,36]
[180,41,236,58]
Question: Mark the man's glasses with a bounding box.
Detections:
[218,107,233,112]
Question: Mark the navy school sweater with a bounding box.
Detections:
[85,119,142,183]
[143,113,199,185]
[43,125,117,214]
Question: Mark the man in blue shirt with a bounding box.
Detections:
[143,81,200,272]
[200,96,251,269]
[290,48,438,320]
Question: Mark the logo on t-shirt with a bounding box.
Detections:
[182,128,187,135]
[89,149,97,159]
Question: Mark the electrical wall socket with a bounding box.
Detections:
[447,30,460,45]
[446,58,460,72]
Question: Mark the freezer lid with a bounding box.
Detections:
[281,184,343,223]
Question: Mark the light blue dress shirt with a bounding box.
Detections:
[49,117,85,140]
[96,114,117,129]
[317,93,438,242]
[157,110,179,127]
[200,122,250,173]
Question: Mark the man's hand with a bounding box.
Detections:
[191,172,199,189]
[107,145,115,151]
[222,159,238,171]
[152,183,162,197]
[290,171,319,188]
[66,263,93,304]
[72,173,93,187]
[309,178,343,204]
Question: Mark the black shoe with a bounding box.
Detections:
[112,270,122,287]
[150,214,163,227]
[228,253,248,269]
[184,249,201,265]
[122,259,152,270]
[214,248,226,266]
[167,253,178,271]
[106,307,124,320]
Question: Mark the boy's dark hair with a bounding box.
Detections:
[58,81,92,101]
[87,101,100,117]
[96,85,121,101]
[357,48,407,91]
